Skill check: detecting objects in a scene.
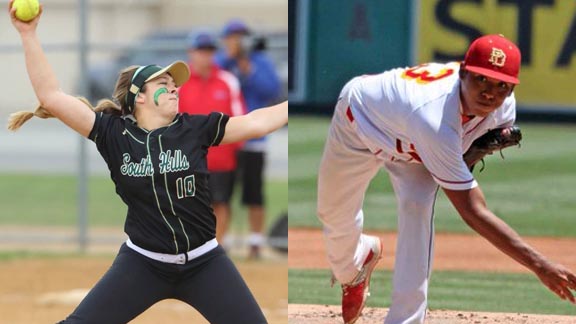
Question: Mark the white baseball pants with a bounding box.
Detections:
[317,82,439,324]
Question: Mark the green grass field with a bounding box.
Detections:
[289,116,576,315]
[0,173,287,231]
[289,116,576,237]
[289,269,576,315]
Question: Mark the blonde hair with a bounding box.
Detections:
[7,65,140,131]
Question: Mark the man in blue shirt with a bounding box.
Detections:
[215,19,282,259]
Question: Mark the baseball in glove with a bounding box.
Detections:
[463,126,522,171]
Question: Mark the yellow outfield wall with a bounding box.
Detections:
[417,0,576,108]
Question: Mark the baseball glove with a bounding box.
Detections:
[463,126,522,171]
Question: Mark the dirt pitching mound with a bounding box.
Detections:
[289,229,576,273]
[288,304,576,323]
[0,256,287,324]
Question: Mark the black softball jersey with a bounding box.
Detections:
[88,111,229,254]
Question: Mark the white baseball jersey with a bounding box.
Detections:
[347,62,516,190]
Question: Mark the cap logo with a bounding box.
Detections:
[488,47,506,67]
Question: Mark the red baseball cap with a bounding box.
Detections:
[463,34,521,84]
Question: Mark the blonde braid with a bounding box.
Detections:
[7,66,138,131]
[6,97,122,131]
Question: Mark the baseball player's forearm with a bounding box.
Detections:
[221,101,287,144]
[452,189,576,303]
[464,208,547,272]
[444,187,548,273]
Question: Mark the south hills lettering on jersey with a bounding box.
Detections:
[159,150,190,174]
[120,150,191,177]
[120,153,154,177]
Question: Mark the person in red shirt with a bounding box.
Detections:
[179,31,247,244]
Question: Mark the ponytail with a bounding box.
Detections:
[8,66,138,131]
[7,97,122,131]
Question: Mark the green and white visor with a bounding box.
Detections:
[126,60,189,113]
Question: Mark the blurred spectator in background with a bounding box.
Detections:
[179,31,246,245]
[215,19,282,259]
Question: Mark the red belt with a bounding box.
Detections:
[346,106,354,122]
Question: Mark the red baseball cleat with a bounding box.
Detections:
[341,236,383,324]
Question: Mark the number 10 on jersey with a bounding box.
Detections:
[176,175,196,199]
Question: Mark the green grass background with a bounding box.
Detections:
[289,116,576,237]
[289,269,576,315]
[289,116,576,314]
[0,174,287,231]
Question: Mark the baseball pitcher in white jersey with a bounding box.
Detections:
[317,34,576,324]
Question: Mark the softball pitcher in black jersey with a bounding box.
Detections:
[8,3,288,323]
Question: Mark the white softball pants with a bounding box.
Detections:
[317,86,439,324]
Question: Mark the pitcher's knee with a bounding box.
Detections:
[317,203,335,223]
